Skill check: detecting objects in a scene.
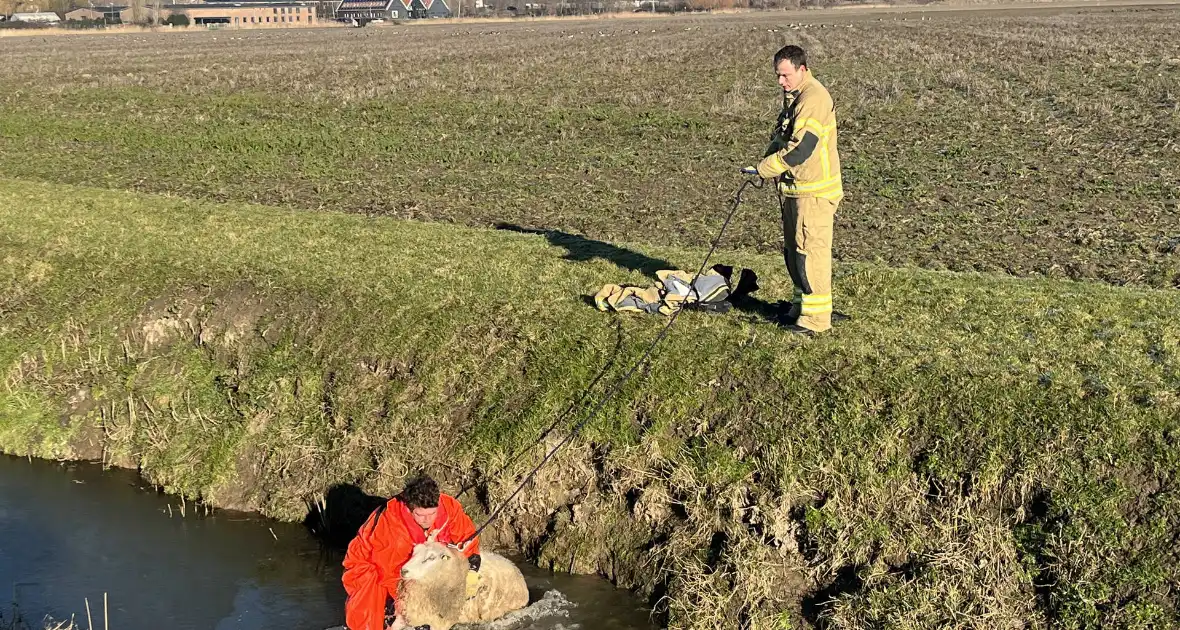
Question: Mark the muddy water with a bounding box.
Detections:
[0,455,654,630]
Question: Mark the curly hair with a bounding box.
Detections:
[400,474,440,510]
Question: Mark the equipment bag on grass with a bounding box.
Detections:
[594,265,759,316]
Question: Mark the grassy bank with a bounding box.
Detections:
[0,8,1178,287]
[2,178,1178,627]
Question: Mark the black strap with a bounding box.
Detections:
[366,501,389,536]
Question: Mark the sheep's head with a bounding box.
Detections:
[401,541,466,583]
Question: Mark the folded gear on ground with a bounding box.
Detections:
[594,265,759,316]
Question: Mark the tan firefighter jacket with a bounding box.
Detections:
[594,266,760,316]
[757,71,843,201]
[595,269,731,316]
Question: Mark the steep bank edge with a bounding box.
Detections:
[2,179,1179,628]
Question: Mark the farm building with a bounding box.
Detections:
[174,2,318,26]
[114,1,318,26]
[64,5,126,22]
[9,11,62,23]
[335,0,450,22]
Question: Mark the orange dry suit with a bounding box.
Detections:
[342,494,481,630]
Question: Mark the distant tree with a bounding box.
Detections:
[128,0,144,23]
[0,0,31,12]
[314,0,335,20]
[15,0,71,14]
[163,11,187,24]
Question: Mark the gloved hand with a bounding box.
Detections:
[465,569,480,599]
[756,153,788,180]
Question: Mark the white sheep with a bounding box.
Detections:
[390,532,530,630]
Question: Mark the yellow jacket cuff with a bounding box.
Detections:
[757,153,788,179]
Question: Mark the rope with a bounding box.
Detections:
[453,320,625,501]
[461,176,763,544]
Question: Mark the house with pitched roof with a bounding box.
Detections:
[334,0,449,22]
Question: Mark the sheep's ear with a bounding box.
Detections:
[427,519,450,543]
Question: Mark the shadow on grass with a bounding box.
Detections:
[728,294,782,322]
[495,223,673,278]
[801,563,867,627]
[496,223,790,324]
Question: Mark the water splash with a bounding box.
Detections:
[461,590,577,630]
[323,590,577,630]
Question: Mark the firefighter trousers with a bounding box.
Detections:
[781,195,838,332]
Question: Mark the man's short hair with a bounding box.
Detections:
[774,45,808,70]
[400,475,440,510]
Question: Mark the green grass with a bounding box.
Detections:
[0,8,1177,287]
[2,177,1179,628]
[2,4,1178,627]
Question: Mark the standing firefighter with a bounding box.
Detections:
[756,45,843,335]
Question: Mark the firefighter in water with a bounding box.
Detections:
[342,475,482,630]
[756,44,844,335]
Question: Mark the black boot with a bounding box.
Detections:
[774,300,800,326]
[780,323,816,336]
[779,306,850,327]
